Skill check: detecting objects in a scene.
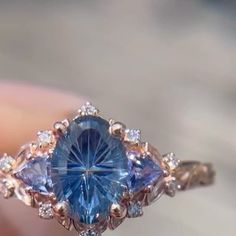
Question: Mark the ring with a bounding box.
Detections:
[0,102,215,236]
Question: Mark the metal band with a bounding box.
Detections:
[174,161,215,191]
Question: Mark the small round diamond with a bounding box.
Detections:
[80,230,99,236]
[0,155,15,173]
[39,203,53,219]
[79,102,99,116]
[163,153,180,171]
[0,179,14,198]
[37,131,54,146]
[125,129,141,143]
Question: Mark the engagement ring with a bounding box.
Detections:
[0,102,215,236]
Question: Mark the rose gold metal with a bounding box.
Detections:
[142,142,163,165]
[53,119,69,135]
[28,142,38,158]
[57,218,73,231]
[173,161,215,190]
[1,179,15,198]
[109,122,126,139]
[53,201,70,219]
[110,203,127,219]
[0,102,215,236]
[37,131,55,149]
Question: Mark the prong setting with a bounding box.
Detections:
[110,203,127,219]
[124,129,141,144]
[78,102,99,116]
[0,154,16,173]
[53,119,69,135]
[162,152,180,172]
[53,201,70,219]
[109,122,126,139]
[37,130,55,148]
[0,102,190,236]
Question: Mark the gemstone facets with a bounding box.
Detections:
[125,129,141,143]
[127,202,143,218]
[128,152,163,193]
[15,155,53,194]
[51,116,129,225]
[0,154,15,173]
[39,203,54,219]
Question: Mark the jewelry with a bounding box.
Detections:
[0,102,215,236]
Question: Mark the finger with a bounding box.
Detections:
[0,81,85,154]
[0,81,85,235]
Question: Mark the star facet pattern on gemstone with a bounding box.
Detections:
[51,116,129,224]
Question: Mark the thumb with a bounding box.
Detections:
[0,81,85,154]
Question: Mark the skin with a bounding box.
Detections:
[0,81,85,236]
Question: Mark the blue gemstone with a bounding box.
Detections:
[81,230,98,236]
[51,116,129,224]
[128,152,163,192]
[15,156,52,194]
[127,202,143,218]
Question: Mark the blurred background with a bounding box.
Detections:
[0,0,235,236]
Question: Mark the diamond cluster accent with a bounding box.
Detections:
[80,230,99,236]
[78,102,99,116]
[163,152,180,171]
[125,129,141,143]
[162,153,180,196]
[0,154,15,173]
[39,203,53,219]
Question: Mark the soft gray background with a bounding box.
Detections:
[0,1,235,236]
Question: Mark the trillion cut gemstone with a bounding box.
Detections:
[128,152,163,192]
[51,116,129,224]
[15,155,53,194]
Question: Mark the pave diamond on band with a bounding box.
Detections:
[0,102,215,236]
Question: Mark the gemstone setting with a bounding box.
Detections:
[51,116,129,225]
[8,103,169,235]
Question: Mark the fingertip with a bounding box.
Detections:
[0,81,86,154]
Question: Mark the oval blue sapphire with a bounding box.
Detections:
[51,116,129,224]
